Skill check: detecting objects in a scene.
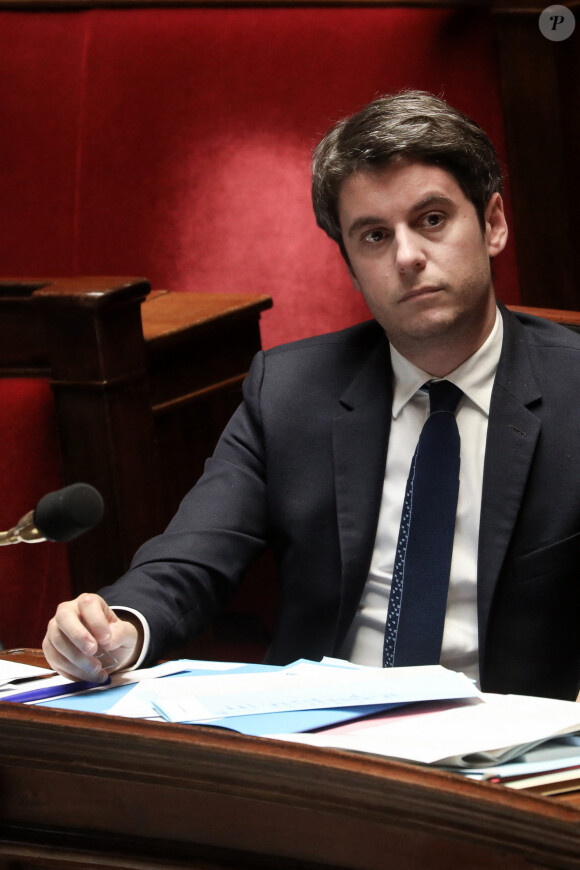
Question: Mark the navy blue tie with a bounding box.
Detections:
[383,380,463,667]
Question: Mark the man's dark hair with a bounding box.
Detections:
[312,90,504,259]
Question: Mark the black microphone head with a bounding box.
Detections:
[34,483,104,542]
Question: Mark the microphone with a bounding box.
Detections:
[0,483,104,546]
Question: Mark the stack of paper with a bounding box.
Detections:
[277,692,580,770]
[5,656,580,792]
[455,737,580,795]
[142,660,479,733]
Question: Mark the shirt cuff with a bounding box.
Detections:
[111,606,151,670]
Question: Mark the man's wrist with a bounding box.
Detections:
[110,606,150,670]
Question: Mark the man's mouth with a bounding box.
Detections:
[400,286,442,302]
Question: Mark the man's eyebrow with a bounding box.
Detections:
[409,193,454,213]
[345,194,456,238]
[346,216,386,237]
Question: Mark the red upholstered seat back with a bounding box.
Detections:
[0,380,71,649]
[0,6,519,649]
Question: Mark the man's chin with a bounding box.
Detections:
[383,310,462,355]
[401,309,458,341]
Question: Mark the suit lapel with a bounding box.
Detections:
[332,333,392,642]
[477,306,542,664]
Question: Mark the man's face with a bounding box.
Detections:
[338,159,508,371]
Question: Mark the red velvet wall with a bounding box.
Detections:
[1,7,519,351]
[0,6,519,648]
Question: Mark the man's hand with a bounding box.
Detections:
[42,593,143,682]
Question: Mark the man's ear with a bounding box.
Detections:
[485,193,509,258]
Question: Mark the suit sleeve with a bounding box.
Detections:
[100,351,270,665]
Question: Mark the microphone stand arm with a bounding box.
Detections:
[0,512,45,546]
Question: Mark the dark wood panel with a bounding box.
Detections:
[493,2,580,309]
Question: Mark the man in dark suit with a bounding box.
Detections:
[43,91,580,700]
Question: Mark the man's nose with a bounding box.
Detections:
[394,228,426,273]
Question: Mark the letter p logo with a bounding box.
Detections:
[539,5,576,40]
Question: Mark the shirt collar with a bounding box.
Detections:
[390,305,503,419]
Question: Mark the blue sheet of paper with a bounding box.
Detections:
[197,703,402,736]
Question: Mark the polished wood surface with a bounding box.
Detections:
[0,650,579,870]
[507,304,580,332]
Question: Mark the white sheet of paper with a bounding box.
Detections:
[276,693,580,767]
[147,663,479,723]
[0,658,227,702]
[0,660,54,689]
[105,660,253,718]
[110,659,216,685]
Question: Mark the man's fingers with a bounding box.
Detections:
[42,629,107,683]
[50,600,96,658]
[75,593,118,649]
[51,593,115,656]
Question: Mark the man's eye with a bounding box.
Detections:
[423,213,444,228]
[364,229,385,244]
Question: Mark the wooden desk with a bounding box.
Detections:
[1,651,579,870]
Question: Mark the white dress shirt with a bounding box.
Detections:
[339,307,503,683]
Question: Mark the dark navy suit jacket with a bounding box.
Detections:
[103,304,580,699]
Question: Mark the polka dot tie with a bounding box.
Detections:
[383,380,463,667]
